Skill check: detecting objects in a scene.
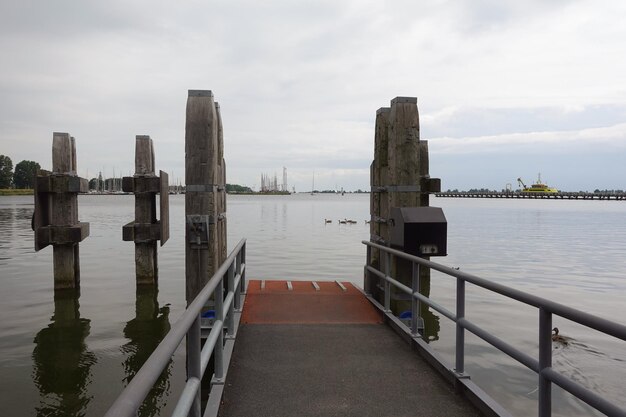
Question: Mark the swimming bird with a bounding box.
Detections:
[552,327,569,345]
[324,219,332,224]
[338,219,347,224]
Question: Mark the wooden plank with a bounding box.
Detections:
[36,175,89,193]
[160,170,170,245]
[38,223,90,245]
[216,102,227,265]
[122,221,135,241]
[122,176,160,193]
[34,170,51,251]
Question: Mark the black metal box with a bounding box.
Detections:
[389,207,447,256]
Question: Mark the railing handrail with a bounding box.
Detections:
[362,240,626,417]
[363,241,626,340]
[105,238,247,417]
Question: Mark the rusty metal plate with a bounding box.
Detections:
[242,280,382,324]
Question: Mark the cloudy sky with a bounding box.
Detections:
[1,0,625,192]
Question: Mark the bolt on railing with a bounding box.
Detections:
[363,240,626,417]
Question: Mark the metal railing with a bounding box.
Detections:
[105,239,247,417]
[363,240,626,417]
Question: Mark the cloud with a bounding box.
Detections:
[1,0,626,192]
[430,122,626,155]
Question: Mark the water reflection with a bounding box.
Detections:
[122,287,171,417]
[0,206,34,259]
[32,290,96,417]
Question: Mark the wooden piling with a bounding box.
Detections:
[367,107,390,295]
[369,97,441,316]
[185,90,220,304]
[122,136,170,285]
[34,133,89,290]
[216,102,227,266]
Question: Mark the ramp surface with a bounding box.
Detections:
[218,280,483,417]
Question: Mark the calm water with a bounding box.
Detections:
[1,193,625,416]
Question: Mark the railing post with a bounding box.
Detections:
[234,252,242,310]
[214,276,224,381]
[240,242,247,294]
[539,307,552,417]
[187,315,201,417]
[384,251,391,312]
[364,244,372,295]
[226,264,235,337]
[411,261,420,336]
[455,278,465,375]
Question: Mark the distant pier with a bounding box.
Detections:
[435,191,626,200]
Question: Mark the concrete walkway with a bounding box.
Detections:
[217,280,483,417]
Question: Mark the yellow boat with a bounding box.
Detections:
[517,174,558,193]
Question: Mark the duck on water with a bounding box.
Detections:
[552,327,570,345]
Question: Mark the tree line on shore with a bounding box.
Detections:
[0,155,40,189]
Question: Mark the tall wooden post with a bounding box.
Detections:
[185,90,223,417]
[216,102,227,266]
[185,90,219,304]
[122,136,170,285]
[34,133,89,290]
[367,107,390,295]
[369,97,441,320]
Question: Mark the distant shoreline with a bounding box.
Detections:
[0,189,33,196]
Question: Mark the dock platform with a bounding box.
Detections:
[217,280,483,417]
[435,191,626,200]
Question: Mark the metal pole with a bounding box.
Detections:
[234,252,242,310]
[240,242,246,294]
[455,278,465,375]
[214,277,224,381]
[384,251,391,312]
[226,264,235,337]
[539,307,552,417]
[365,245,372,295]
[411,261,420,336]
[187,315,201,417]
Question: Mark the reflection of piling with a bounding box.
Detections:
[34,133,90,290]
[122,136,170,285]
[122,287,171,417]
[32,289,95,416]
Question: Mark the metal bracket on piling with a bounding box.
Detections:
[186,215,210,248]
[370,234,388,245]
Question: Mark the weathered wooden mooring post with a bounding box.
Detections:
[184,90,227,304]
[34,133,90,290]
[184,90,228,417]
[368,97,441,329]
[122,135,170,285]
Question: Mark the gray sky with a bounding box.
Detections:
[1,0,625,192]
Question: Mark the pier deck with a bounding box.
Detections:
[435,191,626,200]
[217,280,482,417]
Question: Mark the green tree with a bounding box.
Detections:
[13,160,40,189]
[0,155,13,188]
